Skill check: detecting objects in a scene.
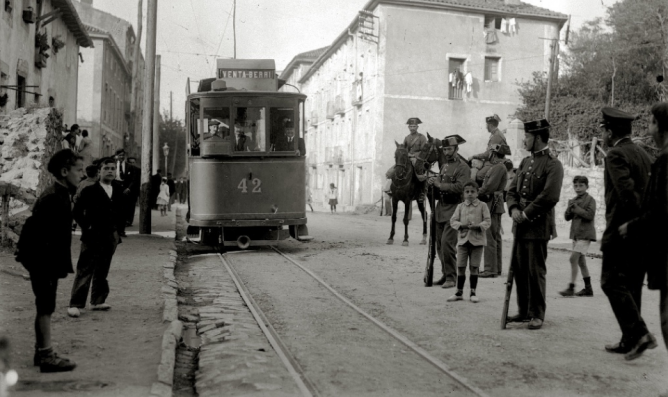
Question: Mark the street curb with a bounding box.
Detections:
[501,236,603,259]
[149,250,183,397]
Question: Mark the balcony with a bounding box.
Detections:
[335,95,345,115]
[326,101,335,120]
[325,146,344,164]
[351,80,363,106]
[310,110,319,126]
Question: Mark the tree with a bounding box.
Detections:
[158,111,187,178]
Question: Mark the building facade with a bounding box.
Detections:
[280,0,567,210]
[74,0,144,160]
[0,0,92,122]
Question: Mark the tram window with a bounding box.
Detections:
[269,107,296,152]
[235,107,266,152]
[201,107,231,142]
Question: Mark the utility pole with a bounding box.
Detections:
[152,55,161,173]
[169,91,172,121]
[128,0,143,157]
[139,0,158,235]
[544,38,558,121]
[233,0,236,59]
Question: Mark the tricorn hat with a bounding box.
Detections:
[485,114,502,124]
[406,117,422,125]
[490,143,511,156]
[442,134,466,147]
[523,119,550,134]
[600,107,635,128]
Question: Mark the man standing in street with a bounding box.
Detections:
[506,119,563,330]
[428,135,470,288]
[114,149,139,234]
[167,173,176,212]
[384,118,428,200]
[598,107,657,360]
[478,143,511,278]
[67,157,124,318]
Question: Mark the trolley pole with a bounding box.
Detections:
[139,0,158,235]
[152,55,161,173]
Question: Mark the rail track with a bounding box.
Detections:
[218,247,490,397]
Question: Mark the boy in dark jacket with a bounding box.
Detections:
[67,157,124,317]
[560,175,597,297]
[18,149,83,372]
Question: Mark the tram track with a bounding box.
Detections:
[219,247,490,397]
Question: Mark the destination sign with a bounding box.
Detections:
[218,69,275,79]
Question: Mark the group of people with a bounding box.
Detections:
[203,118,305,156]
[386,104,668,364]
[61,124,93,166]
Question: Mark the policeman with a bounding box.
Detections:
[384,118,428,196]
[428,134,470,288]
[478,143,511,278]
[506,119,563,330]
[599,107,656,359]
[469,114,507,182]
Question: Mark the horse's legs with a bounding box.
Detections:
[417,199,427,245]
[402,200,410,246]
[387,197,398,244]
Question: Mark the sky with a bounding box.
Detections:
[92,0,614,121]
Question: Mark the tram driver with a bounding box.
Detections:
[203,119,225,141]
[233,123,250,152]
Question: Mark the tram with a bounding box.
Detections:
[185,59,310,248]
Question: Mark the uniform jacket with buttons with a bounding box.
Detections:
[434,157,471,223]
[478,161,508,214]
[507,148,564,240]
[403,132,427,155]
[601,138,652,250]
[564,192,597,241]
[450,199,491,246]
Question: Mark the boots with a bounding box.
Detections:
[559,283,575,297]
[37,347,76,373]
[576,277,593,297]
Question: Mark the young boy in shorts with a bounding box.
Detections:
[560,175,597,297]
[17,149,83,372]
[448,181,491,302]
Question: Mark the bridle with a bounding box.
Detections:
[394,148,410,181]
[414,140,439,175]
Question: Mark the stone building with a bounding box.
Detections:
[0,0,93,123]
[280,0,567,210]
[74,0,145,159]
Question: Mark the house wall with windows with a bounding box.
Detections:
[281,0,566,209]
[0,0,92,123]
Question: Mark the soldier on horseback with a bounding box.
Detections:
[384,118,428,202]
[428,135,471,288]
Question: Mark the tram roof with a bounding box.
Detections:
[187,91,307,101]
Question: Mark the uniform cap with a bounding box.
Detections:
[600,107,636,128]
[406,117,422,125]
[115,148,125,156]
[490,143,511,156]
[208,119,221,126]
[485,114,501,123]
[284,120,294,129]
[523,119,550,134]
[442,134,466,147]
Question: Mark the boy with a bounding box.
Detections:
[448,181,491,302]
[16,149,83,372]
[560,175,597,297]
[67,158,124,317]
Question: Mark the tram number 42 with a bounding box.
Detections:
[237,178,262,193]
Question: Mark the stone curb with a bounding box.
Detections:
[149,250,183,397]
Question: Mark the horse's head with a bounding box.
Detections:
[414,132,442,173]
[394,141,409,165]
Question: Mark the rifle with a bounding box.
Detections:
[423,175,438,287]
[500,262,514,329]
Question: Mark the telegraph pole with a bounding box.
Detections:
[169,91,172,121]
[152,55,161,173]
[128,0,142,157]
[544,38,558,121]
[139,0,158,234]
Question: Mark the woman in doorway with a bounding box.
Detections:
[328,183,338,214]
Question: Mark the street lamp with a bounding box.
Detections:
[162,142,169,174]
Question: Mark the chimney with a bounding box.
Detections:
[81,0,93,5]
[504,0,520,5]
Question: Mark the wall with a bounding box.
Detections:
[0,0,81,124]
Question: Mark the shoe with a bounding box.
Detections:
[625,333,653,361]
[441,281,456,289]
[38,349,76,373]
[649,333,658,349]
[528,318,543,330]
[67,307,80,318]
[91,303,111,311]
[435,276,447,286]
[605,341,631,354]
[470,293,479,303]
[559,283,575,297]
[447,293,463,302]
[507,314,529,323]
[575,287,593,297]
[479,271,497,278]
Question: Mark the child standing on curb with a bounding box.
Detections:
[560,175,597,297]
[449,181,491,303]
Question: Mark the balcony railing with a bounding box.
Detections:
[335,95,345,115]
[326,101,335,119]
[351,80,363,106]
[310,110,319,126]
[325,146,344,164]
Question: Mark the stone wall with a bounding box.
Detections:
[555,166,606,235]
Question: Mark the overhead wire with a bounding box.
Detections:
[212,1,235,75]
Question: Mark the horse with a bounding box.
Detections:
[387,142,429,246]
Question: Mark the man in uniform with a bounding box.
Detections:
[428,135,470,288]
[384,118,428,199]
[506,119,563,330]
[599,107,657,360]
[470,115,508,182]
[478,143,511,278]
